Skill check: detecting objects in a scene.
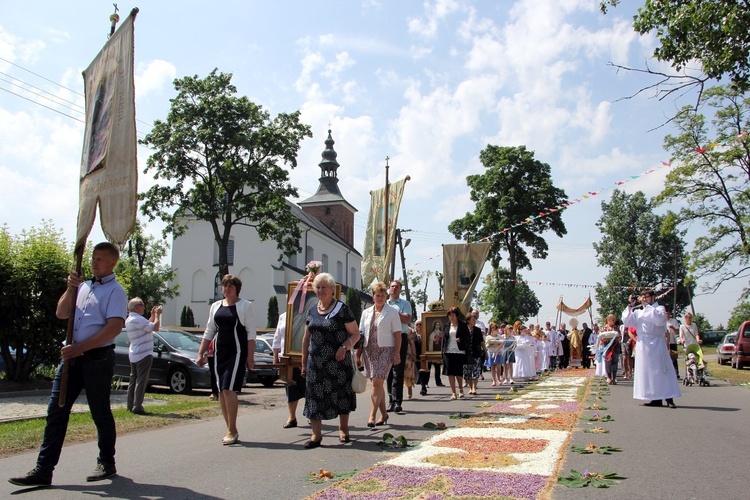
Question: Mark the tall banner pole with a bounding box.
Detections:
[384,157,390,284]
[60,6,139,407]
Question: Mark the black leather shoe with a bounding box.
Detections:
[86,462,116,482]
[303,438,322,449]
[643,400,664,407]
[393,405,402,413]
[435,382,445,387]
[283,419,298,428]
[9,468,52,487]
[386,403,396,413]
[420,388,427,396]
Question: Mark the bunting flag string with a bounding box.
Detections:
[405,135,745,274]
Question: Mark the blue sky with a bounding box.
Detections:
[0,0,743,327]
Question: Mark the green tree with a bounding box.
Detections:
[139,69,311,278]
[345,287,362,324]
[180,306,196,327]
[727,300,750,332]
[654,85,750,294]
[478,268,540,324]
[448,145,567,316]
[0,222,73,381]
[691,313,713,334]
[267,295,279,329]
[593,190,693,318]
[115,222,178,310]
[601,0,750,91]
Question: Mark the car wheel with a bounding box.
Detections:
[737,360,745,370]
[169,367,192,394]
[259,376,275,388]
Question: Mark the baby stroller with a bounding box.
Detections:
[684,344,709,387]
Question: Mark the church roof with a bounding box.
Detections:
[287,200,361,256]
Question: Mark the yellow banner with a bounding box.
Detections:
[76,10,138,249]
[442,242,492,315]
[361,177,407,287]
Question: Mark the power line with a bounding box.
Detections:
[0,85,84,123]
[0,71,84,111]
[0,56,83,96]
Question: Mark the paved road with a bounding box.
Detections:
[1,369,746,499]
[551,372,748,500]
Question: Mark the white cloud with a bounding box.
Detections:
[408,0,463,39]
[135,59,176,97]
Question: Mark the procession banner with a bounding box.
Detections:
[76,10,138,250]
[361,177,407,287]
[442,242,492,315]
[556,296,592,317]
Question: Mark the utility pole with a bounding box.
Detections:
[393,229,413,303]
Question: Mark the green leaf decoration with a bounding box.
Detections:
[581,414,614,422]
[559,469,626,488]
[422,422,448,430]
[448,412,473,420]
[571,443,622,454]
[377,433,414,449]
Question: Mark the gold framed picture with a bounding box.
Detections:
[421,310,447,355]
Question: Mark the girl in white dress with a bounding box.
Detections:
[513,326,537,380]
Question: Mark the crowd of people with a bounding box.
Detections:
[8,256,699,488]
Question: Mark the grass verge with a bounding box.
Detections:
[0,394,222,458]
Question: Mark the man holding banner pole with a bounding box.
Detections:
[9,243,127,486]
[9,8,138,488]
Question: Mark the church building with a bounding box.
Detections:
[162,130,362,327]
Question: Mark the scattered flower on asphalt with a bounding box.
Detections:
[571,443,622,454]
[558,468,626,488]
[581,414,614,422]
[586,404,607,410]
[584,426,609,434]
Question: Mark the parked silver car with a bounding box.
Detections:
[114,328,211,394]
[717,333,737,365]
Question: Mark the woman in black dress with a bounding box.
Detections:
[197,275,256,445]
[441,307,470,400]
[301,272,361,448]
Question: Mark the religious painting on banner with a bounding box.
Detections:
[361,177,408,287]
[76,9,139,249]
[442,242,492,315]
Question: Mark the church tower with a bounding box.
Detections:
[298,129,357,247]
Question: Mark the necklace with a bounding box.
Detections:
[317,299,335,312]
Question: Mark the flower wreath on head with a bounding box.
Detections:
[288,261,324,313]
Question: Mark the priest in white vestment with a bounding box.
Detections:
[622,289,681,408]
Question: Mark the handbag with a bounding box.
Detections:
[350,350,367,394]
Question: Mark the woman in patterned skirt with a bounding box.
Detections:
[197,274,256,445]
[359,282,402,428]
[301,273,361,448]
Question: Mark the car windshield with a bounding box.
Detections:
[255,340,272,354]
[158,330,201,352]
